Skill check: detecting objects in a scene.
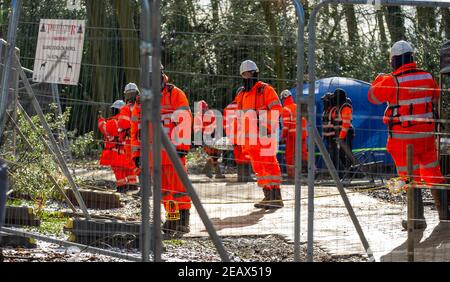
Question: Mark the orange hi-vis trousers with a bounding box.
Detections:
[245,145,281,190]
[387,134,444,186]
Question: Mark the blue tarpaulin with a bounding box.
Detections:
[285,77,393,167]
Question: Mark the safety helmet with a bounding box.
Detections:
[280,90,292,100]
[390,40,414,59]
[240,60,259,75]
[124,82,140,94]
[111,100,126,110]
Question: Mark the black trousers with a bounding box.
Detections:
[327,129,354,178]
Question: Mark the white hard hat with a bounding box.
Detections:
[111,100,126,110]
[390,40,414,59]
[124,82,139,94]
[280,90,292,99]
[240,60,259,75]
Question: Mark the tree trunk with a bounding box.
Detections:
[261,1,285,91]
[113,0,140,84]
[384,6,406,42]
[417,7,437,37]
[442,8,450,39]
[211,0,219,25]
[377,10,388,53]
[83,0,116,133]
[343,5,358,44]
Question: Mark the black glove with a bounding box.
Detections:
[133,157,141,168]
[177,150,189,159]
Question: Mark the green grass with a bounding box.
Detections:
[164,239,186,247]
[34,210,69,237]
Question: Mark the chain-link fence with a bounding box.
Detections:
[0,0,449,262]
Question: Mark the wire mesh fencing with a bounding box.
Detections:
[0,0,449,262]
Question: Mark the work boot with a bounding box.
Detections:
[125,184,139,192]
[116,185,129,194]
[266,188,284,210]
[237,164,245,182]
[204,160,213,178]
[177,209,191,234]
[431,188,450,221]
[401,188,426,230]
[254,188,271,209]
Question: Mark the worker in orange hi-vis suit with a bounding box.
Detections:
[116,83,140,188]
[223,90,253,182]
[98,100,138,193]
[279,90,308,180]
[369,40,448,230]
[131,67,193,237]
[328,88,355,179]
[236,60,283,209]
[194,100,224,179]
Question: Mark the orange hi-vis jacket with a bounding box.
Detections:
[117,103,135,162]
[369,62,439,138]
[369,62,444,185]
[98,114,120,166]
[281,96,308,160]
[236,81,282,146]
[131,84,192,165]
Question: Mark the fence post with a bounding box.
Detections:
[291,0,305,263]
[406,144,415,262]
[0,0,21,138]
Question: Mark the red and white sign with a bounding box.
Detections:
[33,19,85,86]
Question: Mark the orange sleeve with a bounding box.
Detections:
[117,106,131,131]
[130,105,140,158]
[302,117,307,140]
[98,118,107,136]
[264,86,282,134]
[105,119,119,137]
[281,107,290,141]
[339,106,352,140]
[368,74,395,105]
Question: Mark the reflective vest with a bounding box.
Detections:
[281,97,307,140]
[369,62,439,139]
[130,84,192,164]
[322,100,353,140]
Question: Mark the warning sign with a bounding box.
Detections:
[33,19,85,86]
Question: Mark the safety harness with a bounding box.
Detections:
[385,69,437,137]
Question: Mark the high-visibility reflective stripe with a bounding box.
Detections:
[398,97,432,106]
[288,129,296,133]
[131,116,139,122]
[244,134,259,138]
[398,112,434,122]
[397,164,420,173]
[256,175,281,181]
[390,132,434,140]
[118,115,131,122]
[174,138,191,144]
[369,88,383,105]
[397,73,432,83]
[132,147,140,152]
[161,113,172,119]
[323,132,335,136]
[420,160,440,170]
[176,106,191,112]
[267,101,280,110]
